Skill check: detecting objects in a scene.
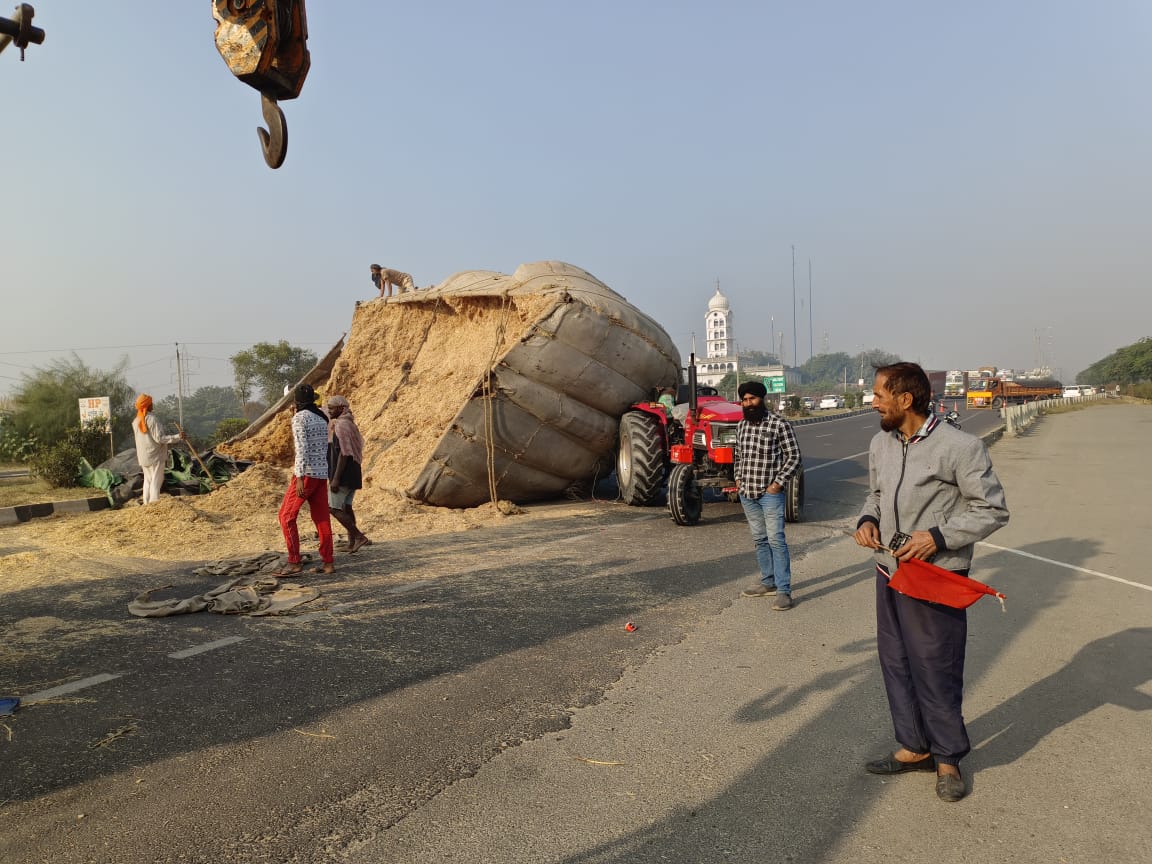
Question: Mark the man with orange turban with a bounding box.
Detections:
[133,394,185,505]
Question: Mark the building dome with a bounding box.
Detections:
[708,287,730,312]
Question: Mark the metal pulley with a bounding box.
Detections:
[212,0,310,169]
[0,3,45,60]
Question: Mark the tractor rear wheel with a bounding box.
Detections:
[784,466,805,523]
[668,463,703,525]
[617,412,666,505]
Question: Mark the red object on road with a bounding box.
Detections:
[624,621,637,632]
[888,558,1005,610]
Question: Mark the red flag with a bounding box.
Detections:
[888,557,1006,610]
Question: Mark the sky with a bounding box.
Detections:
[3,1,1150,401]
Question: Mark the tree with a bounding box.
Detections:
[716,370,768,401]
[738,349,780,366]
[1078,337,1152,387]
[230,341,318,406]
[155,385,244,447]
[5,354,135,452]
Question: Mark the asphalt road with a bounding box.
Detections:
[4,403,1144,864]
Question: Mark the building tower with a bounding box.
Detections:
[695,285,740,387]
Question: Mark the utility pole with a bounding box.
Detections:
[791,245,797,372]
[770,315,775,363]
[175,343,187,428]
[808,258,814,364]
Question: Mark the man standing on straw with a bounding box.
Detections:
[854,362,1009,802]
[325,394,371,553]
[275,384,335,576]
[133,394,185,505]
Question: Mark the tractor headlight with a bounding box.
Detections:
[711,423,739,445]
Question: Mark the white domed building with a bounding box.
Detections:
[694,286,741,387]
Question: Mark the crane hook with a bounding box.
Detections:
[257,93,288,170]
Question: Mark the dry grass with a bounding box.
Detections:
[0,472,96,508]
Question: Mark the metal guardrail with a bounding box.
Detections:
[1004,392,1106,436]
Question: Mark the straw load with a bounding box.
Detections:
[222,261,680,510]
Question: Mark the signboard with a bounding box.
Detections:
[79,396,111,431]
[80,396,115,459]
[762,374,787,394]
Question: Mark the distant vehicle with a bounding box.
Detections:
[1062,385,1084,398]
[926,370,947,403]
[944,370,968,398]
[818,394,844,410]
[862,392,875,405]
[968,378,1063,409]
[802,396,816,410]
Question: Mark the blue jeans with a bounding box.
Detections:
[740,490,792,594]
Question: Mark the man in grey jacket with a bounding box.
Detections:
[853,362,1009,803]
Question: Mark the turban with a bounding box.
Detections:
[737,381,767,399]
[294,383,318,408]
[135,394,153,433]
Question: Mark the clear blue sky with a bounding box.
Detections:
[3,1,1149,399]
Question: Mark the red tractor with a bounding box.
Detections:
[616,362,804,525]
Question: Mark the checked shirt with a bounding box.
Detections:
[734,412,802,498]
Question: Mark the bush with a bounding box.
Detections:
[29,441,84,487]
[0,426,38,463]
[211,417,250,447]
[28,418,113,487]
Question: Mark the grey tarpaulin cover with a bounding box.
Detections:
[400,262,681,507]
[128,576,320,617]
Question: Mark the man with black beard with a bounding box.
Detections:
[734,381,802,610]
[854,362,1008,802]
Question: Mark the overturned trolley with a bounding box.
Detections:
[225,261,681,509]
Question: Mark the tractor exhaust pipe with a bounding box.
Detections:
[688,352,698,415]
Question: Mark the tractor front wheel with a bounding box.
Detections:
[617,412,666,505]
[668,463,703,525]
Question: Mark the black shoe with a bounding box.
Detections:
[936,771,967,802]
[865,752,936,775]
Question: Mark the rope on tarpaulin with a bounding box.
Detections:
[482,293,514,510]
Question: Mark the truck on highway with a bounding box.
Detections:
[967,377,1063,409]
[926,370,947,401]
[944,370,968,398]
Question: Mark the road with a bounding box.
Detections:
[4,403,1145,864]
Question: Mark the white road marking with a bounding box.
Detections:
[978,541,1151,592]
[804,451,869,472]
[24,673,123,703]
[387,580,437,595]
[168,636,248,659]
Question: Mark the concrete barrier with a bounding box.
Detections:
[0,496,111,527]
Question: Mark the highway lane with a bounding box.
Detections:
[0,406,1011,863]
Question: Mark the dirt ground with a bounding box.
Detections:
[1,271,610,593]
[0,459,602,596]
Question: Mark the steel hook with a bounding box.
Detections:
[257,93,288,169]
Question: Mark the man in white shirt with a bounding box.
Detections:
[133,394,185,505]
[275,383,335,576]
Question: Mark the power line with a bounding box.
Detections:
[0,340,334,356]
